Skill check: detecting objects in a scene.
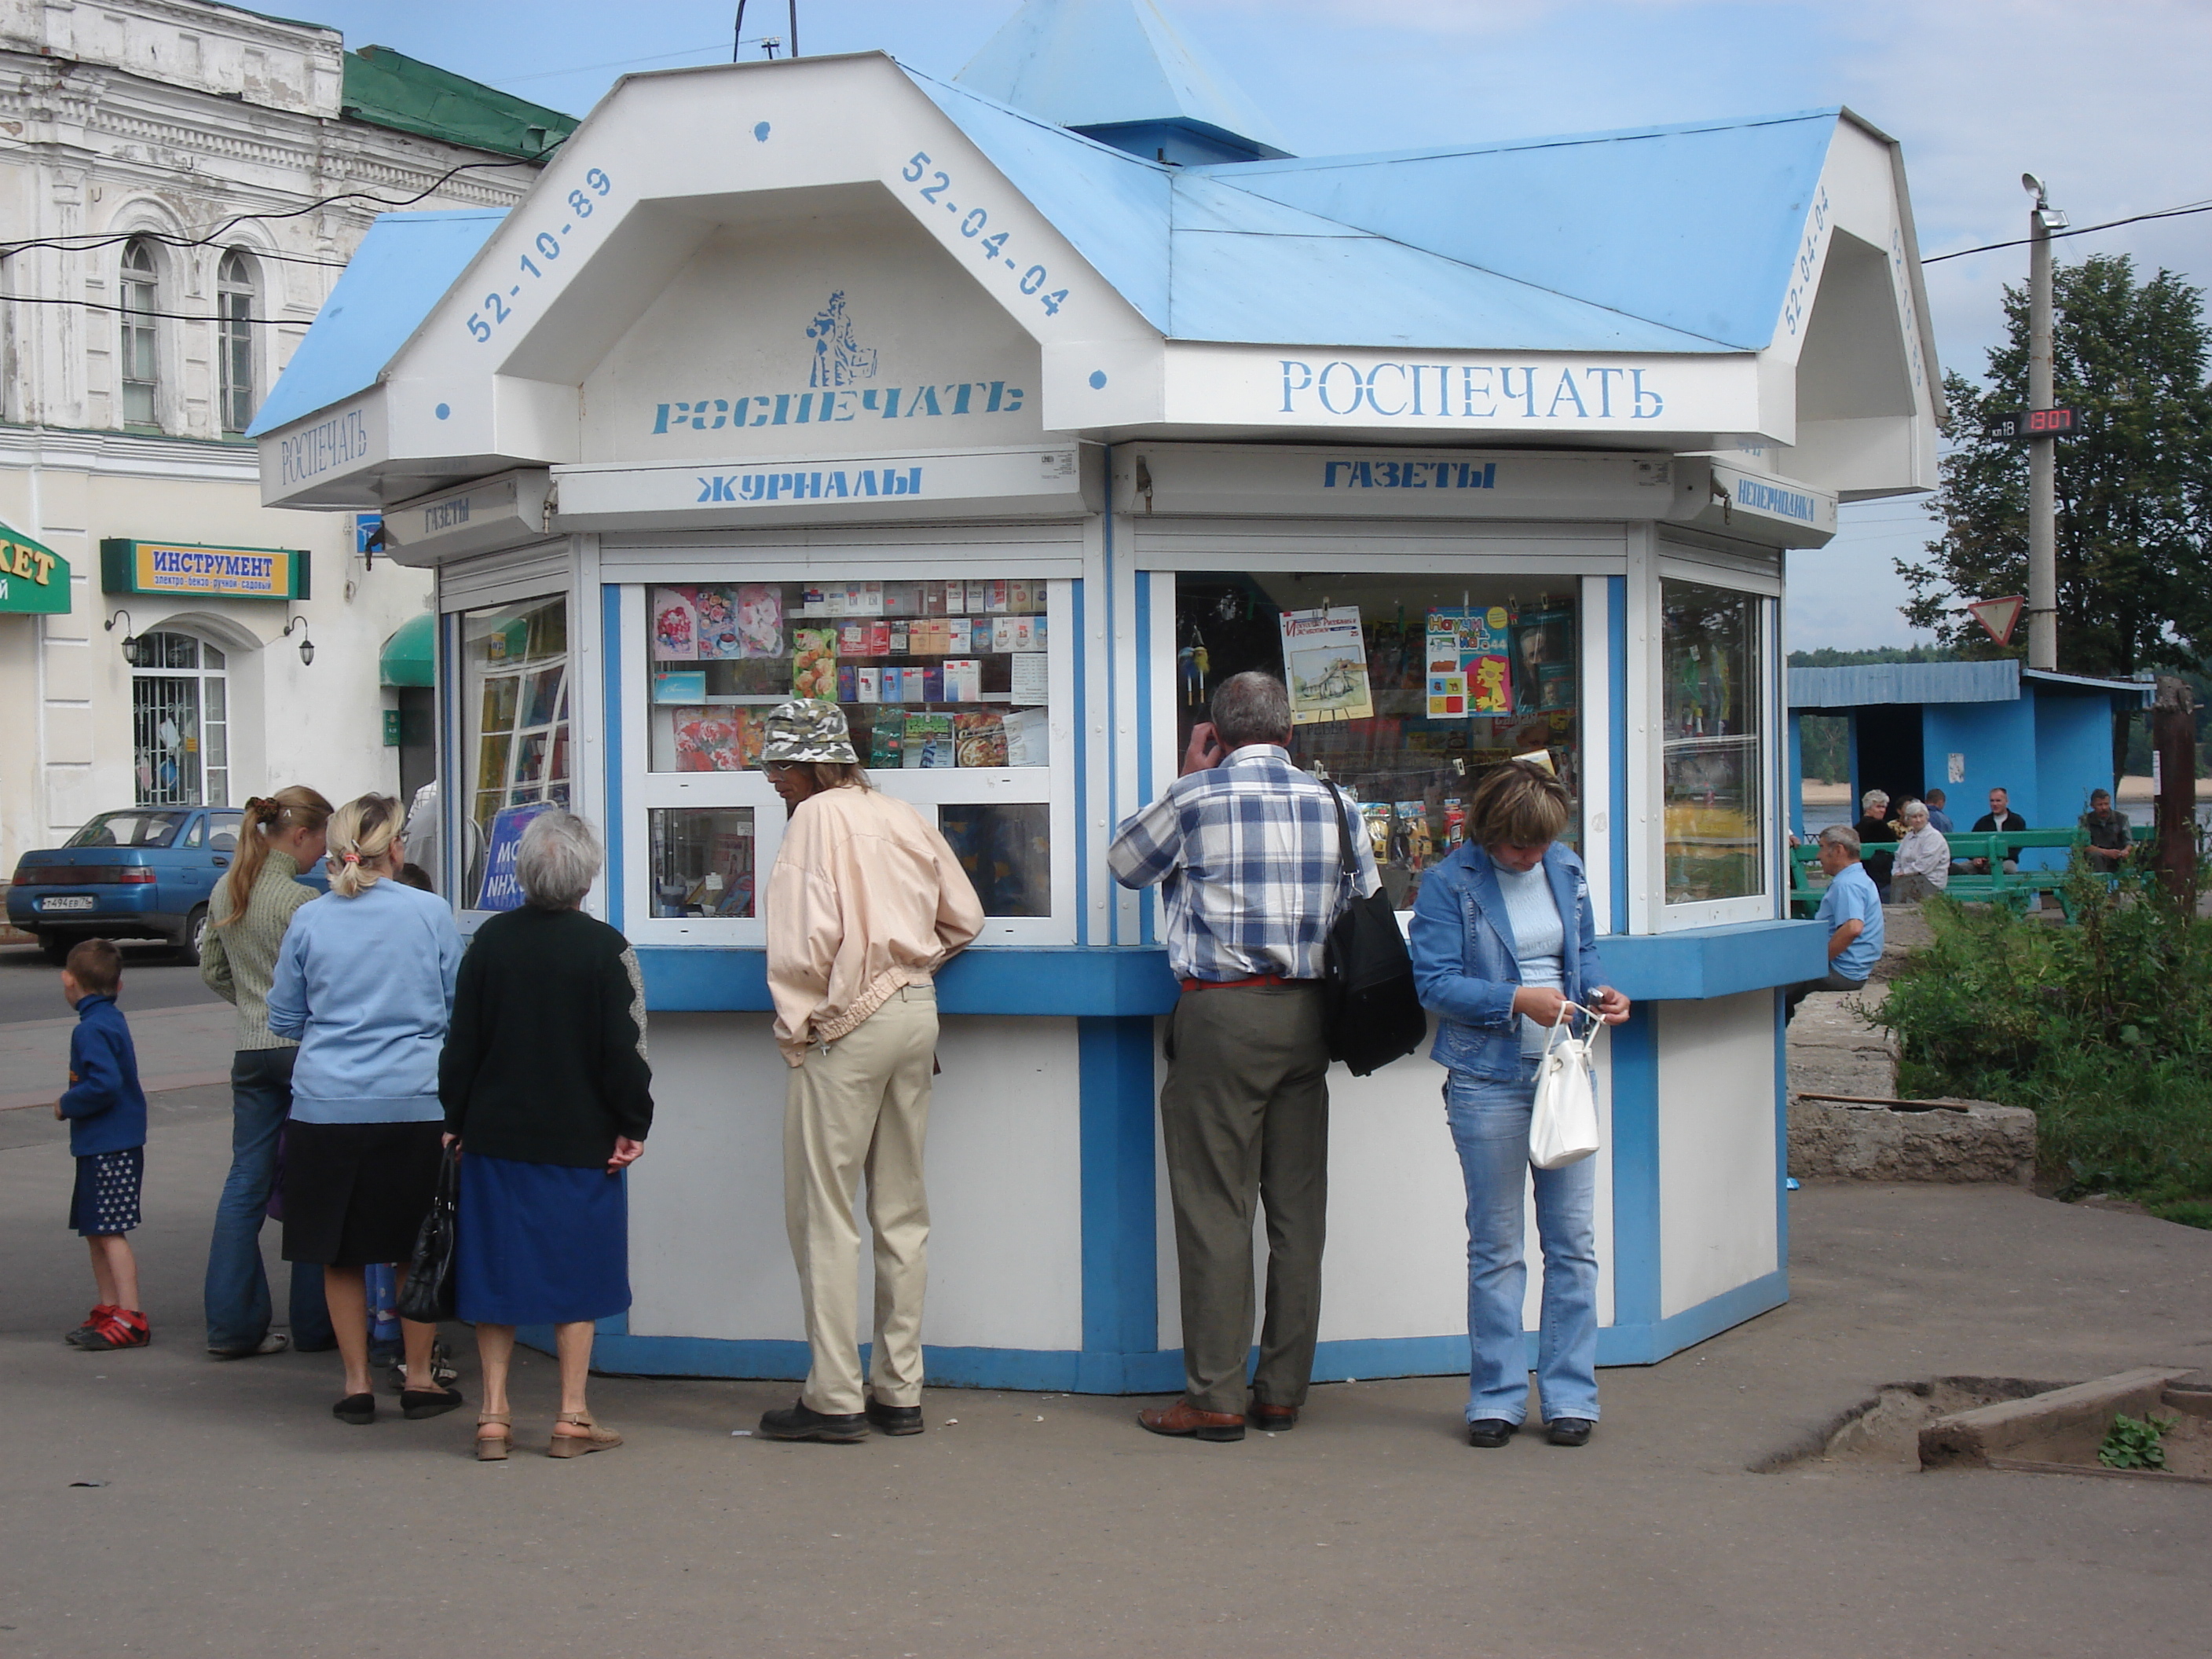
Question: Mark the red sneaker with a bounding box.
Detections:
[75,1309,150,1350]
[64,1304,119,1347]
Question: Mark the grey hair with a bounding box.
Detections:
[1211,672,1293,750]
[1897,798,1928,823]
[515,810,602,910]
[1818,823,1862,856]
[1860,789,1889,811]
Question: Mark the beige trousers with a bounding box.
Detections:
[782,984,937,1415]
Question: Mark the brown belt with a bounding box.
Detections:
[1179,972,1311,994]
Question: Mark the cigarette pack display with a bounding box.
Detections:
[965,580,990,612]
[922,582,949,616]
[922,667,945,702]
[888,621,909,656]
[734,584,783,658]
[868,720,904,767]
[790,628,837,699]
[991,616,1016,653]
[857,668,881,703]
[848,581,884,616]
[799,585,830,616]
[823,586,848,617]
[1012,616,1038,651]
[651,588,698,660]
[954,711,1008,767]
[837,665,857,703]
[1009,579,1035,613]
[942,658,982,701]
[837,621,868,657]
[904,713,954,769]
[984,580,1009,613]
[866,621,890,657]
[1031,615,1047,650]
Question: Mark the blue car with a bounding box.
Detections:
[7,807,326,965]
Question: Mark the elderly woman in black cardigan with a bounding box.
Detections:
[439,811,653,1459]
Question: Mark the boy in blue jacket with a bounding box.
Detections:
[56,939,151,1350]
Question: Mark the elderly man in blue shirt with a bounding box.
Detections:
[1786,823,1885,1020]
[1108,671,1380,1443]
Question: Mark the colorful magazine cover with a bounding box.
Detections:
[1280,606,1375,724]
[904,712,954,769]
[671,708,743,772]
[954,711,1008,767]
[868,719,904,768]
[734,584,783,657]
[791,629,837,700]
[693,587,742,658]
[650,588,698,661]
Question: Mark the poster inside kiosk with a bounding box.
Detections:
[99,537,309,601]
[0,522,69,613]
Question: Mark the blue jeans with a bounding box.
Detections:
[1445,1066,1599,1425]
[203,1047,335,1353]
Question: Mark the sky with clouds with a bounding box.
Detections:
[309,1,2212,649]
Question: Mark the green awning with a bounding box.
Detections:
[0,521,70,614]
[342,46,577,160]
[380,610,437,687]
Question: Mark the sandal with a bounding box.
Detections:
[475,1410,512,1462]
[548,1411,623,1458]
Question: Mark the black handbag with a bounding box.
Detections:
[396,1144,460,1324]
[1322,793,1429,1076]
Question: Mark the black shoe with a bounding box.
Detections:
[332,1392,376,1426]
[758,1400,869,1443]
[1547,1417,1595,1448]
[1467,1417,1518,1448]
[208,1333,290,1360]
[401,1385,466,1421]
[866,1398,925,1436]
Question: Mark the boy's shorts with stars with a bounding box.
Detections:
[70,1146,143,1237]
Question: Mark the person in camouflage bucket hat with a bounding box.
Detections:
[758,698,859,766]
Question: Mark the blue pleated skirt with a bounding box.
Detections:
[454,1152,630,1326]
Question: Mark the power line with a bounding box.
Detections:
[1922,199,2212,265]
[0,291,297,327]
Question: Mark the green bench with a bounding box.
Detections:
[1788,824,2155,920]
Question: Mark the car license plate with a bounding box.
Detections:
[41,895,97,910]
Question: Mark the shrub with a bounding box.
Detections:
[1873,868,2212,1221]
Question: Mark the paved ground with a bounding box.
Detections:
[2,1090,2208,1658]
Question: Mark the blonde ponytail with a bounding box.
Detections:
[219,786,333,925]
[327,793,403,899]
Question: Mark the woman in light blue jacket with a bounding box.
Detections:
[268,793,463,1427]
[1408,762,1630,1451]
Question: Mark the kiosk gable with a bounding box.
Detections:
[583,211,1046,464]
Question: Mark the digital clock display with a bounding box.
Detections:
[1989,407,2078,438]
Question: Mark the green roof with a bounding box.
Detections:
[342,46,577,160]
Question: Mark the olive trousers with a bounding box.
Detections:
[1158,981,1331,1415]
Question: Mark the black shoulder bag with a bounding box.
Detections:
[1321,792,1429,1076]
[397,1144,460,1324]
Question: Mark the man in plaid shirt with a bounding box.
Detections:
[1110,672,1379,1442]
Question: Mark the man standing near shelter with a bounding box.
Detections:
[1108,672,1379,1443]
[1785,825,1884,1020]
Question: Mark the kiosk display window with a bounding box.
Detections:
[649,807,756,919]
[460,595,570,906]
[1661,580,1765,906]
[1174,573,1583,912]
[643,578,1054,775]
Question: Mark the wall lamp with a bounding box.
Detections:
[103,608,139,666]
[282,613,316,667]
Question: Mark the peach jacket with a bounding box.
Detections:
[765,783,985,1064]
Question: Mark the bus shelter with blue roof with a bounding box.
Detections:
[249,0,1946,1390]
[1788,658,2153,848]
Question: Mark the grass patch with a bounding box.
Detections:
[1875,869,2212,1229]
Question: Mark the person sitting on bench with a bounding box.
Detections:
[2080,789,2132,872]
[1785,825,1884,1021]
[1968,786,2026,874]
[1887,800,1950,904]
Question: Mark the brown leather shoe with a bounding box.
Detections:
[1137,1400,1246,1442]
[1248,1401,1298,1431]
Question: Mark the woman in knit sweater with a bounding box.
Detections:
[200,786,337,1360]
[268,793,464,1426]
[438,811,652,1460]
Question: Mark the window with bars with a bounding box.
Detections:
[131,631,227,808]
[119,240,159,429]
[217,250,255,435]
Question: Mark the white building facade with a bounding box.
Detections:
[0,0,568,882]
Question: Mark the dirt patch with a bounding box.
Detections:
[1771,1378,2064,1470]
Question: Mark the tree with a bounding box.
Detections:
[1899,255,2212,678]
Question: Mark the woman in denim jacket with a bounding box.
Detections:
[1408,763,1631,1449]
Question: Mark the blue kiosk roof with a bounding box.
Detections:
[247,209,505,438]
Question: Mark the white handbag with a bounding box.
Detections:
[1529,1003,1601,1170]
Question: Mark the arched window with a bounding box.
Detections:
[119,238,160,429]
[218,250,256,434]
[132,631,229,807]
